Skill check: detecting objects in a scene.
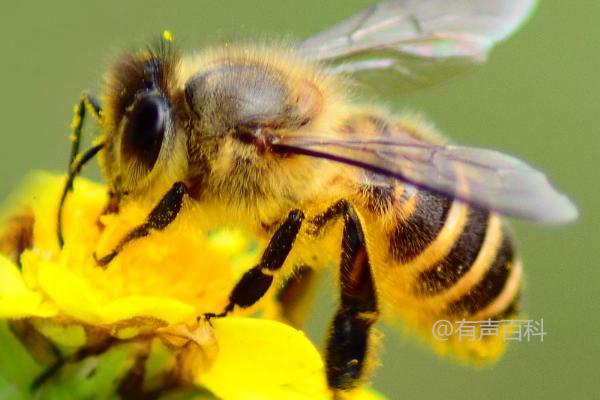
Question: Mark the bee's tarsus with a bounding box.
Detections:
[57,143,104,248]
[92,182,189,267]
[201,313,217,322]
[214,209,304,315]
[202,303,235,323]
[94,251,116,268]
[222,303,235,315]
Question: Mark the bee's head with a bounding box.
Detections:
[100,43,344,214]
[100,40,186,198]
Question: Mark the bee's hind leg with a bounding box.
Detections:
[94,182,189,267]
[204,209,305,319]
[313,199,380,392]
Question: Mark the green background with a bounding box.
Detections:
[0,1,598,399]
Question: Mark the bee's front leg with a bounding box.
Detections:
[57,91,104,247]
[312,199,380,392]
[205,209,305,319]
[94,182,189,267]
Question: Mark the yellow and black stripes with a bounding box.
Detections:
[337,109,525,368]
[384,186,521,321]
[415,207,489,296]
[346,130,522,324]
[388,191,453,263]
[470,257,522,321]
[445,232,515,317]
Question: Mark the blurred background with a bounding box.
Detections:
[0,1,598,399]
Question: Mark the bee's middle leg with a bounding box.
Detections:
[206,209,305,318]
[94,182,189,267]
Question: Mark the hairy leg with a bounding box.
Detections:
[311,200,380,391]
[57,92,103,247]
[94,182,188,267]
[205,210,305,318]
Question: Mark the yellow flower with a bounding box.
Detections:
[0,172,385,399]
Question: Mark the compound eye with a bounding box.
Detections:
[122,94,169,172]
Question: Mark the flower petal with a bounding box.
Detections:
[100,296,196,326]
[34,255,103,323]
[196,317,329,400]
[0,254,56,318]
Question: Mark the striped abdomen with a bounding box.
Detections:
[384,188,522,322]
[341,109,522,324]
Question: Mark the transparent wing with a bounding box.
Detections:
[297,0,539,91]
[271,134,577,224]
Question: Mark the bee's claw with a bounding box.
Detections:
[200,304,235,324]
[93,251,115,268]
[202,313,218,321]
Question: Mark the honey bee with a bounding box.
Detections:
[52,0,576,395]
